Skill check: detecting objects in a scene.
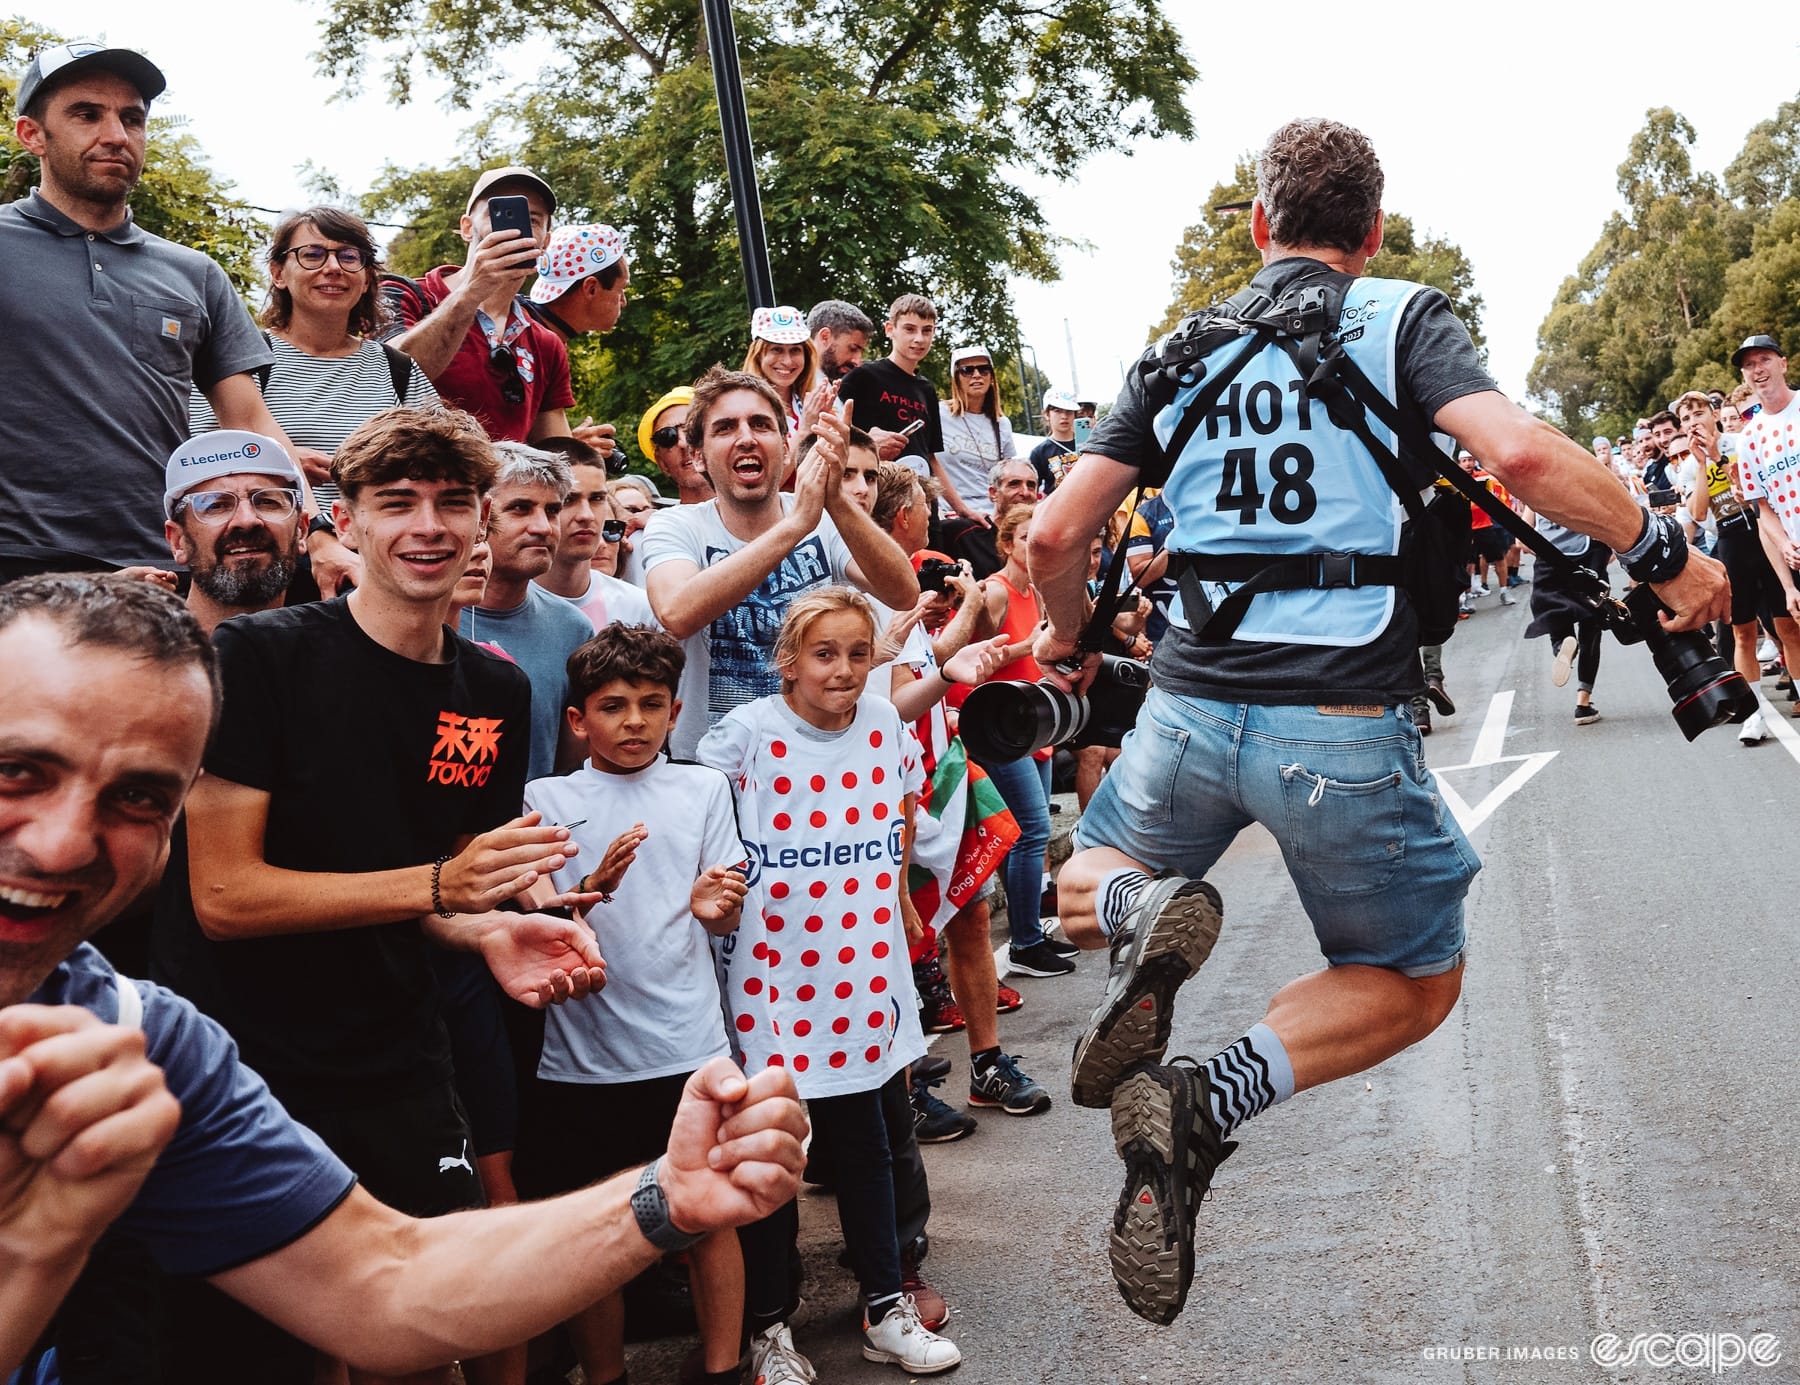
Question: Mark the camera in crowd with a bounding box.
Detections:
[1586,578,1757,740]
[917,557,963,596]
[959,653,1152,762]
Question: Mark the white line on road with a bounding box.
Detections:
[1755,690,1800,771]
[1430,691,1558,834]
[1470,688,1514,766]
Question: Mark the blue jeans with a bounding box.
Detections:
[1074,687,1478,977]
[983,752,1053,949]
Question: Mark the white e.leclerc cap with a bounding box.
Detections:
[164,431,304,518]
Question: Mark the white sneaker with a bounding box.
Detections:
[1739,710,1768,744]
[1499,588,1517,606]
[1550,635,1578,688]
[748,1321,816,1385]
[1758,638,1779,663]
[1468,582,1490,598]
[862,1295,962,1374]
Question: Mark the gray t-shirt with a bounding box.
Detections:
[0,190,273,567]
[1086,257,1497,703]
[457,584,594,779]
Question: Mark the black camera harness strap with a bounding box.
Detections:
[1141,272,1607,640]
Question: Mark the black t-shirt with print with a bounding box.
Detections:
[837,358,944,467]
[151,598,532,1107]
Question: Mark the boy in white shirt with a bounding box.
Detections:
[514,624,749,1385]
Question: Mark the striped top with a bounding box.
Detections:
[189,336,439,510]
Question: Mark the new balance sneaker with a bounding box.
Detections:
[1070,876,1223,1109]
[968,1051,1051,1115]
[1007,940,1076,977]
[861,1296,961,1374]
[910,1070,978,1143]
[1108,1059,1236,1326]
[899,1253,949,1331]
[746,1321,816,1385]
[995,982,1024,1013]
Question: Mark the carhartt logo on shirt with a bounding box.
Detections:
[160,317,181,340]
[429,711,503,786]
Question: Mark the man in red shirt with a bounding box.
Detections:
[384,166,576,444]
[1460,449,1517,609]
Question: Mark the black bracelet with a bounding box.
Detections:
[1621,511,1689,584]
[431,854,454,918]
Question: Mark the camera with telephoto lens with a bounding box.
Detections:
[959,653,1151,762]
[916,558,963,595]
[1586,578,1757,740]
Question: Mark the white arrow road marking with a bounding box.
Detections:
[1431,691,1558,833]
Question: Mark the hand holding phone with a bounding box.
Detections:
[898,419,926,439]
[487,195,534,242]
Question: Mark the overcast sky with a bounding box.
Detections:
[29,1,1800,410]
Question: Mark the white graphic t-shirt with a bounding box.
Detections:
[698,693,926,1099]
[638,498,855,759]
[1738,393,1800,545]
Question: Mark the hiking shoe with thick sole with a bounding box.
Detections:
[1108,1059,1236,1325]
[1070,876,1222,1109]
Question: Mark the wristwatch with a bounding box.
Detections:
[632,1157,702,1253]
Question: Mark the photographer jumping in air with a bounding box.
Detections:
[1025,117,1728,1326]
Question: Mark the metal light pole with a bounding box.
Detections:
[700,0,775,312]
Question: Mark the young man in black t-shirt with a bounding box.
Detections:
[836,293,982,520]
[152,406,605,1382]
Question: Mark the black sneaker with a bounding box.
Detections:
[1413,703,1432,736]
[1425,676,1455,716]
[967,1052,1051,1115]
[910,1071,978,1143]
[1070,876,1222,1109]
[1574,702,1601,726]
[1008,940,1076,977]
[1108,1059,1236,1325]
[1042,928,1080,958]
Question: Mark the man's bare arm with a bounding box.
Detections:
[645,519,819,640]
[211,1061,805,1377]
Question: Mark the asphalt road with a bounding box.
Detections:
[623,568,1800,1384]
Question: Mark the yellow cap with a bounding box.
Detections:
[637,386,695,461]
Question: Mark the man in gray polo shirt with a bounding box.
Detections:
[0,42,289,580]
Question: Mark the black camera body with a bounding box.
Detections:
[917,558,962,596]
[958,654,1152,763]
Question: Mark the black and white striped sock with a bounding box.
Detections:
[1201,1022,1295,1137]
[1094,867,1152,939]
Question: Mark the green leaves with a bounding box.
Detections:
[1528,105,1767,439]
[321,0,1195,429]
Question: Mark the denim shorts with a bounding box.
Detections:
[1074,687,1478,977]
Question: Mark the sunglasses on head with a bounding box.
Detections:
[650,425,684,451]
[600,518,627,543]
[490,345,525,405]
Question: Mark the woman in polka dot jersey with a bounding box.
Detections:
[698,587,962,1375]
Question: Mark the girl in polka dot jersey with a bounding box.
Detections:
[698,587,962,1375]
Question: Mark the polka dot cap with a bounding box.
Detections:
[530,224,628,304]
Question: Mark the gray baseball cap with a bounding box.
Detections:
[1732,333,1784,369]
[17,42,165,115]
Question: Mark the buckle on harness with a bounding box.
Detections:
[1311,552,1360,589]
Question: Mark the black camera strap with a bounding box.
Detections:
[1078,490,1144,654]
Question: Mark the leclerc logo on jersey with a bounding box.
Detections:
[754,820,905,872]
[429,711,504,787]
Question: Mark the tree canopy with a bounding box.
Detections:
[1152,154,1487,355]
[319,0,1196,430]
[1,18,264,296]
[1526,104,1798,438]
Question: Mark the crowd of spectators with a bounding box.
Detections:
[7,39,1798,1385]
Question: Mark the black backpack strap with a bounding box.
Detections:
[379,272,433,327]
[381,343,412,403]
[1170,550,1406,642]
[255,329,273,394]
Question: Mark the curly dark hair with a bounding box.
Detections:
[567,624,686,706]
[1256,119,1384,254]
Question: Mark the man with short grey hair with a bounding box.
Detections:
[0,42,293,580]
[948,458,1039,578]
[806,299,873,382]
[456,442,593,779]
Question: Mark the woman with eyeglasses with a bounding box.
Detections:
[938,346,1014,522]
[190,206,438,527]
